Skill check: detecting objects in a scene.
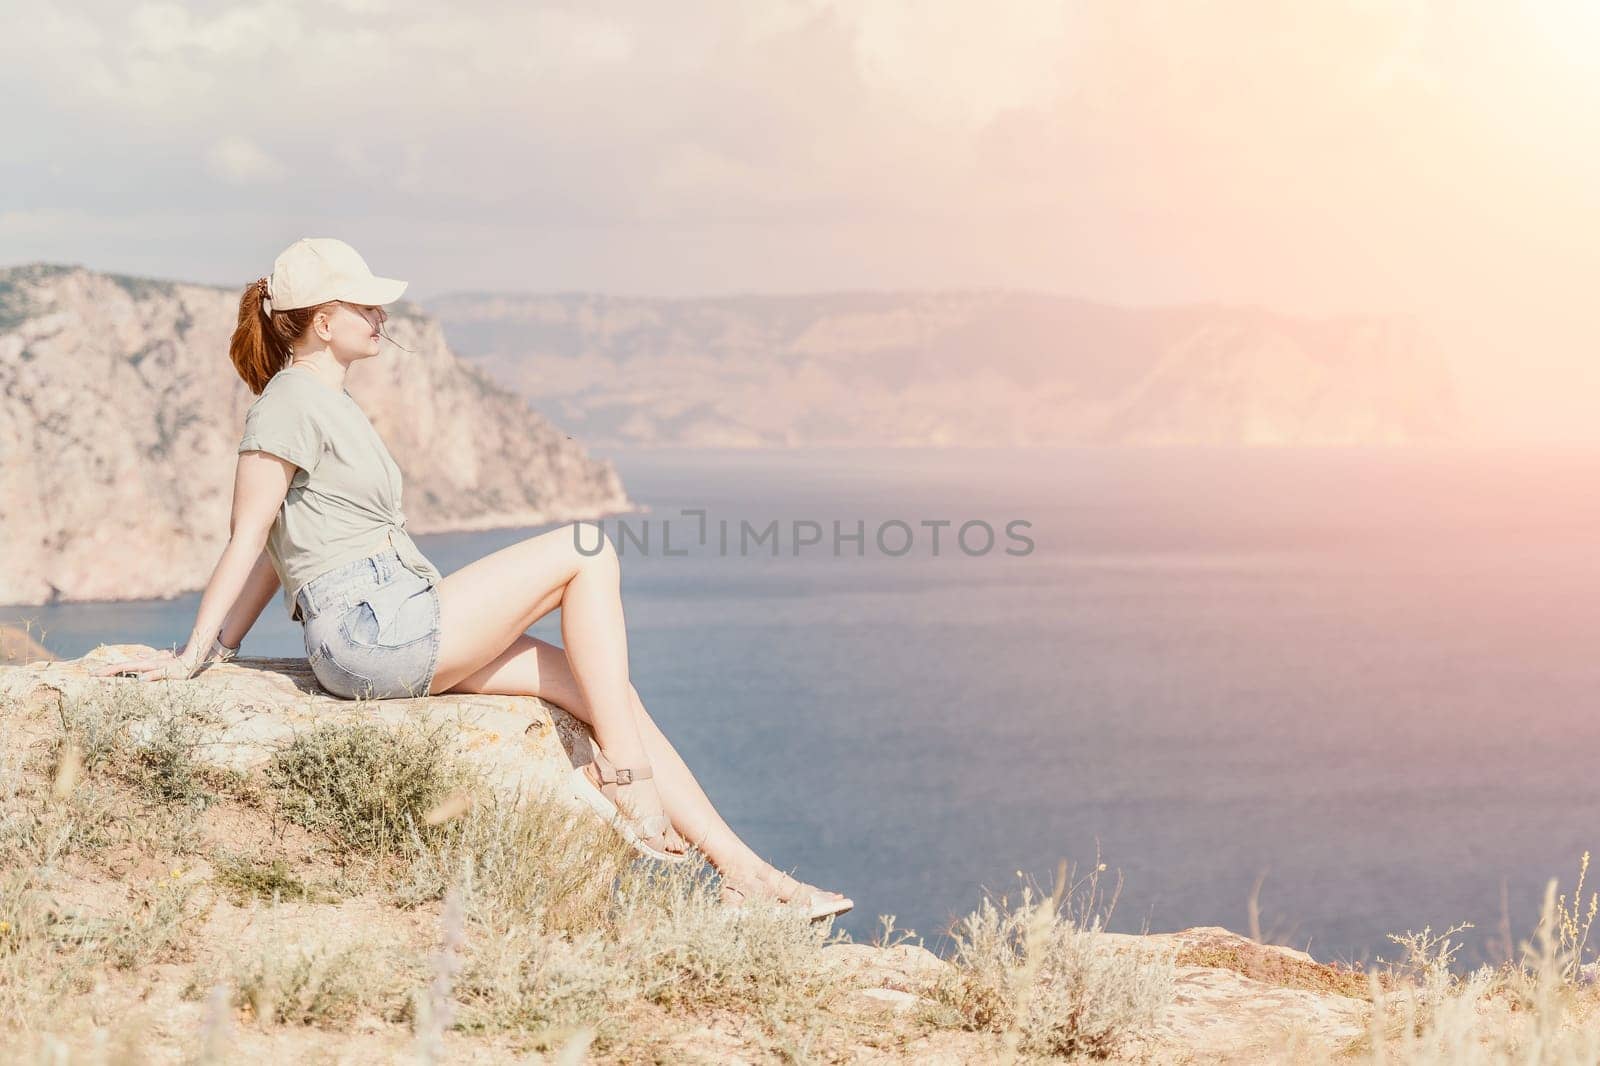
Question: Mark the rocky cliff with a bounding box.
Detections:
[0,264,634,608]
[429,290,1461,449]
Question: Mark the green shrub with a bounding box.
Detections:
[52,684,225,810]
[265,722,475,854]
[212,853,337,905]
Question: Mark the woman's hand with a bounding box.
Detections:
[89,648,200,682]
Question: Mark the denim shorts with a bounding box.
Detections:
[296,548,442,700]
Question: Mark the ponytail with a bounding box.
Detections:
[227,277,334,395]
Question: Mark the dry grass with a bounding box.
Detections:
[33,678,1600,1066]
[393,778,640,931]
[399,778,847,1054]
[0,686,221,1031]
[1274,855,1600,1065]
[20,679,1600,1063]
[922,860,1178,1061]
[227,932,417,1028]
[1176,937,1391,1001]
[0,683,1186,1062]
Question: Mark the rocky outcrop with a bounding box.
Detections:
[0,650,1384,1063]
[0,264,635,608]
[0,644,593,803]
[430,290,1461,449]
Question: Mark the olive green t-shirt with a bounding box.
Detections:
[237,364,442,623]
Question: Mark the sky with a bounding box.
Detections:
[3,1,1597,440]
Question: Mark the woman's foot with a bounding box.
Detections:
[719,860,853,920]
[577,746,692,861]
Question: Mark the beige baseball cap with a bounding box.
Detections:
[263,237,407,314]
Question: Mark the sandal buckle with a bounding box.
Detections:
[614,767,634,785]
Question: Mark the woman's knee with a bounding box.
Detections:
[564,522,618,574]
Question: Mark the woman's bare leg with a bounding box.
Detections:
[437,631,777,876]
[428,524,673,841]
[424,522,845,900]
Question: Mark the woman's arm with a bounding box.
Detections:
[93,451,297,679]
[217,547,281,651]
[176,453,298,668]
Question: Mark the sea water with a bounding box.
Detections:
[11,445,1600,967]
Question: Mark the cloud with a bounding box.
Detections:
[204,136,287,184]
[1,0,1595,441]
[849,0,1073,128]
[126,2,282,55]
[1,0,1597,444]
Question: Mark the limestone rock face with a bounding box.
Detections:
[1103,927,1372,1060]
[0,645,595,803]
[0,264,635,608]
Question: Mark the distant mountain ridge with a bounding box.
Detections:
[428,290,1460,448]
[0,263,632,608]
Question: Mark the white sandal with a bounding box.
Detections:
[570,743,691,864]
[719,866,854,921]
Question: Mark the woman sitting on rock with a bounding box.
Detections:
[94,236,852,921]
